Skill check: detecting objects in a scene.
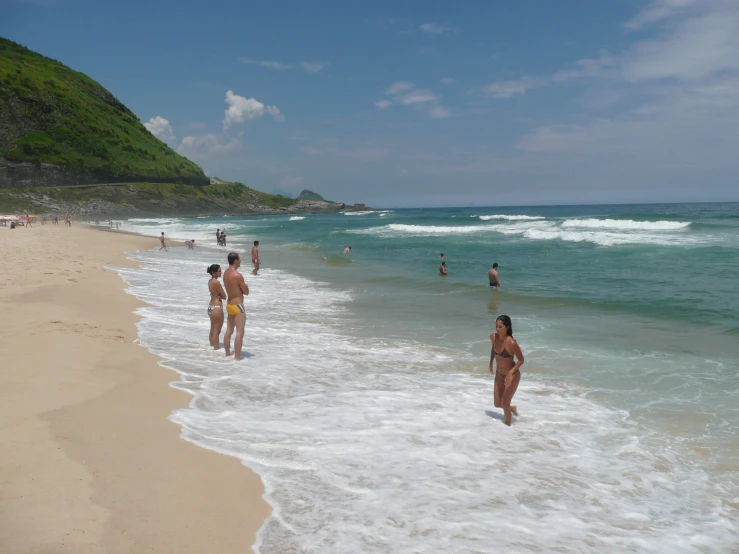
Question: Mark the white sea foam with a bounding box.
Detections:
[344,211,376,216]
[351,223,494,236]
[289,216,306,221]
[115,249,736,553]
[476,214,545,221]
[349,221,704,247]
[561,218,691,230]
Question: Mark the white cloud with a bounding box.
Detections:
[509,0,739,189]
[419,22,455,35]
[397,89,437,105]
[386,81,414,94]
[481,77,545,98]
[240,57,329,73]
[223,90,284,130]
[376,82,451,118]
[428,106,451,119]
[620,5,739,82]
[300,61,328,73]
[240,58,294,70]
[177,134,241,160]
[144,116,176,145]
[625,0,698,29]
[441,77,455,85]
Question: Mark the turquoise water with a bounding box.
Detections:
[120,202,739,552]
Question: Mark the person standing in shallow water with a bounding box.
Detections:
[439,261,447,276]
[488,262,501,288]
[223,252,249,361]
[206,264,226,349]
[251,240,260,275]
[489,315,524,426]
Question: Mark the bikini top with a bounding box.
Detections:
[494,340,512,358]
[209,278,222,299]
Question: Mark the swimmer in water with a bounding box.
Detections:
[489,315,524,426]
[206,264,226,349]
[488,262,501,288]
[439,261,447,276]
[344,246,352,254]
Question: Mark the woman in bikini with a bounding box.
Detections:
[207,264,227,349]
[489,315,525,426]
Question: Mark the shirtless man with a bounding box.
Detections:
[343,246,352,254]
[223,252,249,361]
[251,240,260,275]
[439,261,448,276]
[186,239,195,249]
[159,232,168,251]
[488,262,501,288]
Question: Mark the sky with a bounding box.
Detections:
[3,0,739,207]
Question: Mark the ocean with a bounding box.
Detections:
[114,203,738,553]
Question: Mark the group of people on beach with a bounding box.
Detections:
[205,241,260,361]
[171,233,521,425]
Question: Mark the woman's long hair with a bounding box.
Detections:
[496,315,513,337]
[207,264,221,276]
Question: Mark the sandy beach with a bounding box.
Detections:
[0,224,269,553]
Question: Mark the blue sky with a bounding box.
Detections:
[3,0,739,207]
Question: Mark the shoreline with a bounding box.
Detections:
[0,225,270,553]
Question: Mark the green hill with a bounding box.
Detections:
[0,37,206,185]
[296,189,332,202]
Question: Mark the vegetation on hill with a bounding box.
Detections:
[0,37,205,182]
[296,189,333,202]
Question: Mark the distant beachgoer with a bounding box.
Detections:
[206,264,226,349]
[489,315,524,426]
[65,214,72,227]
[216,229,220,245]
[10,221,16,229]
[440,253,445,259]
[25,214,32,228]
[223,252,249,361]
[488,263,501,288]
[439,261,447,276]
[116,222,120,230]
[53,216,59,225]
[251,240,260,275]
[220,231,227,247]
[186,239,195,249]
[344,246,352,254]
[159,232,168,251]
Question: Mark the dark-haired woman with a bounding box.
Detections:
[207,264,227,349]
[489,315,524,426]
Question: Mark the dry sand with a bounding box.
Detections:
[0,224,270,553]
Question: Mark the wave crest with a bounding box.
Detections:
[561,218,691,230]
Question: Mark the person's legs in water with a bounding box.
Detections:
[224,314,235,356]
[233,313,246,360]
[208,306,224,349]
[501,372,521,426]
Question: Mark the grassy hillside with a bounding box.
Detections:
[0,37,205,182]
[296,189,335,202]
